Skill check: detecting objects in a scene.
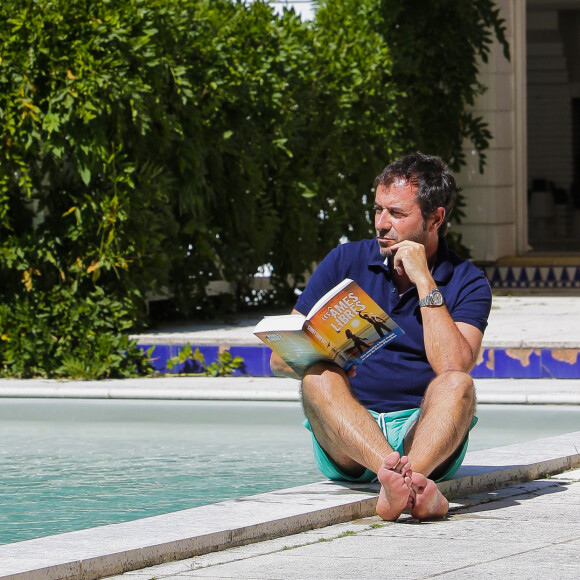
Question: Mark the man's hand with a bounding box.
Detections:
[389,240,431,286]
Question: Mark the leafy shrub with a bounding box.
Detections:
[0,0,189,378]
[0,287,151,379]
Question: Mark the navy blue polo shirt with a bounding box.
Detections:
[295,237,492,413]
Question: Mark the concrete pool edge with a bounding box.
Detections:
[1,431,579,580]
[0,377,579,405]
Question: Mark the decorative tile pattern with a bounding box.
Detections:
[140,344,580,379]
[471,348,580,379]
[488,348,542,379]
[472,348,495,379]
[228,345,273,377]
[139,344,219,374]
[484,265,580,289]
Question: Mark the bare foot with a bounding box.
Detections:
[376,452,412,521]
[407,472,449,520]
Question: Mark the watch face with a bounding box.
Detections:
[420,289,444,307]
[431,290,444,305]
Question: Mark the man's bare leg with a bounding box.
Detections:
[403,370,476,519]
[301,362,411,521]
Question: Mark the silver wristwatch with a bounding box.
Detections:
[419,288,445,308]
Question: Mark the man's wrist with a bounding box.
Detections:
[415,273,437,299]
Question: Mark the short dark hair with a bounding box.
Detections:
[375,152,457,237]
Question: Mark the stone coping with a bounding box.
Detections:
[0,431,579,580]
[0,377,579,405]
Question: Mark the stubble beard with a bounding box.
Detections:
[377,233,397,257]
[376,221,428,258]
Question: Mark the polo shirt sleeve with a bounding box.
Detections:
[448,271,492,333]
[294,247,345,316]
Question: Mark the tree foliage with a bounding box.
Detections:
[0,0,509,378]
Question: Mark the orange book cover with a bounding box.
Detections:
[306,279,402,365]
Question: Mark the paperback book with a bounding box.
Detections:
[253,278,403,375]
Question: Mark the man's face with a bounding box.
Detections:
[374,180,427,257]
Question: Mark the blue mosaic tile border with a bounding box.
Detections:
[139,344,220,375]
[483,265,580,289]
[139,344,580,379]
[472,347,580,379]
[138,343,274,377]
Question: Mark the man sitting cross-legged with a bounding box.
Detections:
[270,153,492,520]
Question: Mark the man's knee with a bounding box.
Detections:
[300,363,355,425]
[301,362,348,400]
[427,371,476,412]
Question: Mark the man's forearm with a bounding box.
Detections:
[420,306,477,374]
[416,277,478,374]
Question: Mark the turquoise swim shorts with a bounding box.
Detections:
[304,408,477,483]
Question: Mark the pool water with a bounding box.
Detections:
[1,399,578,545]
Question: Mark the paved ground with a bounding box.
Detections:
[3,295,578,403]
[110,468,580,580]
[131,295,580,348]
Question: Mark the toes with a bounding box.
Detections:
[411,472,428,493]
[412,482,425,493]
[382,451,401,471]
[400,458,412,477]
[382,452,414,477]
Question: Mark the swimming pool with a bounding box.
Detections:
[1,399,579,545]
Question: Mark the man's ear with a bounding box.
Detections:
[429,207,446,232]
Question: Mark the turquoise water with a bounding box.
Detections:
[1,399,579,545]
[0,399,321,545]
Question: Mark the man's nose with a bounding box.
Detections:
[376,210,391,229]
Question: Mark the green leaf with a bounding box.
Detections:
[79,166,91,185]
[42,112,61,133]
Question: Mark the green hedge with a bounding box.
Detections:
[0,0,508,378]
